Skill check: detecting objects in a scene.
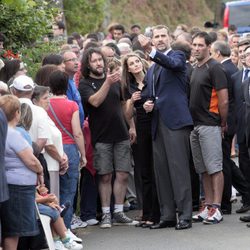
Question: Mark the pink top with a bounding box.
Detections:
[48,97,78,144]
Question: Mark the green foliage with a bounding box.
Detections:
[63,0,106,35]
[20,41,62,79]
[0,0,58,51]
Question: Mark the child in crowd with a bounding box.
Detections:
[36,185,82,250]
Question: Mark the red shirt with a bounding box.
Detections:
[48,97,78,144]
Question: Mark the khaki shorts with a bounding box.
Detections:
[94,140,132,175]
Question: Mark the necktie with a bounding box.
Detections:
[244,69,250,81]
[152,63,161,98]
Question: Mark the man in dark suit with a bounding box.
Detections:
[210,40,250,215]
[232,39,250,214]
[240,45,250,223]
[243,46,250,149]
[138,25,193,230]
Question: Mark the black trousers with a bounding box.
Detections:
[80,168,98,221]
[239,139,250,186]
[132,126,160,222]
[222,134,250,211]
[189,154,200,209]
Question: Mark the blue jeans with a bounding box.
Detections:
[60,144,80,228]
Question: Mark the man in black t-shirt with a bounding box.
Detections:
[79,48,137,229]
[190,32,228,225]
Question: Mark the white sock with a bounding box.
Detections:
[114,204,123,213]
[102,207,110,214]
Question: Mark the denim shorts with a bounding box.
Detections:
[94,140,132,175]
[38,203,60,222]
[1,184,39,237]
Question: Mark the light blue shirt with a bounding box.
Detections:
[5,127,37,185]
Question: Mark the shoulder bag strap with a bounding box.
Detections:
[48,103,75,141]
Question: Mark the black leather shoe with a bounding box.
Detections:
[135,221,146,227]
[141,222,154,228]
[150,220,176,229]
[221,209,231,214]
[175,220,192,230]
[240,216,250,222]
[236,204,250,213]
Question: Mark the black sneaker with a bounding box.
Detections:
[113,212,139,226]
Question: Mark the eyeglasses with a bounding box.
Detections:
[64,58,78,62]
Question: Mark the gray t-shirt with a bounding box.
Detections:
[5,127,37,185]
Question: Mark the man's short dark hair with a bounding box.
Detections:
[42,54,63,66]
[71,32,81,40]
[105,43,121,56]
[49,70,68,95]
[80,48,107,78]
[192,31,212,46]
[228,24,237,32]
[113,24,125,34]
[56,21,65,31]
[131,24,141,30]
[84,41,100,51]
[208,31,218,43]
[67,36,75,44]
[86,33,99,42]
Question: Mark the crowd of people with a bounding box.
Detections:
[1,18,250,250]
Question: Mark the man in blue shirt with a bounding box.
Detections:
[62,50,84,127]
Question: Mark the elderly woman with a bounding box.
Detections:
[32,85,68,200]
[0,95,43,250]
[121,53,160,228]
[47,70,87,231]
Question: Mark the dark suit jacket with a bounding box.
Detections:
[232,69,245,143]
[242,78,250,146]
[143,49,193,138]
[222,59,238,135]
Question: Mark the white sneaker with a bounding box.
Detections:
[192,206,210,222]
[71,214,88,230]
[86,219,99,226]
[63,239,83,250]
[54,240,67,250]
[66,229,82,243]
[203,207,223,224]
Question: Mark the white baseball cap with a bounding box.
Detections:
[10,75,35,91]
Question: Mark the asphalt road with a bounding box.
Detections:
[76,201,250,250]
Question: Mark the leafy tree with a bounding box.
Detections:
[63,0,106,35]
[0,0,58,50]
[20,41,62,78]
